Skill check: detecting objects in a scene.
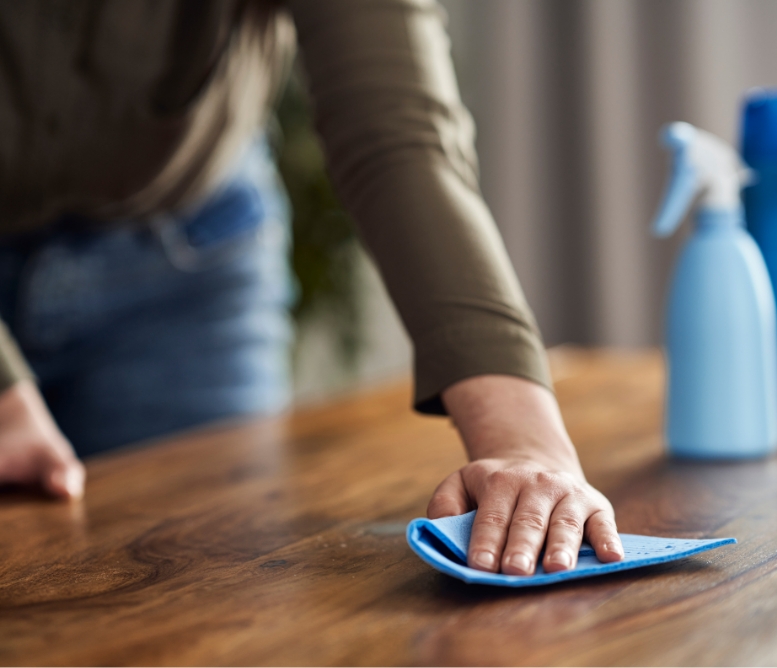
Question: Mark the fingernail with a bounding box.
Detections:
[548,551,572,569]
[65,469,84,499]
[472,551,496,570]
[505,553,532,574]
[603,542,623,557]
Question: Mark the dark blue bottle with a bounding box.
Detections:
[742,89,777,290]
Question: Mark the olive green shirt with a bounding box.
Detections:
[0,0,551,414]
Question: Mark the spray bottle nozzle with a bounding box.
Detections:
[652,122,752,238]
[662,121,697,151]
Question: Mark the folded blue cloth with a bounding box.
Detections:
[407,511,736,587]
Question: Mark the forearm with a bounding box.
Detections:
[291,0,552,413]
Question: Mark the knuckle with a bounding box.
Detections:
[462,461,493,489]
[512,510,547,532]
[486,469,516,488]
[551,514,584,533]
[600,499,616,514]
[476,510,510,528]
[564,487,588,505]
[529,471,572,499]
[590,513,617,532]
[534,470,558,487]
[558,475,585,494]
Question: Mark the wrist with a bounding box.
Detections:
[442,374,584,477]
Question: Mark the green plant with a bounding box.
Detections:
[274,65,361,364]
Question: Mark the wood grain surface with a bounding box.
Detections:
[0,347,773,666]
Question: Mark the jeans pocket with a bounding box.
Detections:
[154,178,270,273]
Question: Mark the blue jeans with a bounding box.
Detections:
[0,139,295,458]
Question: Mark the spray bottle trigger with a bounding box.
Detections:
[652,123,699,238]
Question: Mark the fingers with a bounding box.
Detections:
[0,441,84,500]
[41,451,85,500]
[427,470,469,519]
[540,492,623,572]
[585,508,624,563]
[466,472,516,572]
[541,494,586,572]
[500,485,556,575]
[0,380,85,500]
[492,472,621,575]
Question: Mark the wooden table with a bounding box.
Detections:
[0,347,775,666]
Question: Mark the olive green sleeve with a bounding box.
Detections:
[0,320,34,393]
[288,0,552,414]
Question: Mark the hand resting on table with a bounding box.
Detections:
[0,380,85,499]
[433,375,623,575]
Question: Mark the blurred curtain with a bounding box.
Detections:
[441,0,777,346]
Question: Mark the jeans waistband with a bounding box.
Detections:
[0,135,290,267]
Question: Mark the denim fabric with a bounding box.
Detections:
[0,138,295,457]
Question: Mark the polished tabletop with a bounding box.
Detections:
[0,348,774,666]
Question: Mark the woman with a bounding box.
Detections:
[0,0,622,576]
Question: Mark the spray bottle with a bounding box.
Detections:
[653,121,777,458]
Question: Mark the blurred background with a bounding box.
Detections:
[288,0,777,404]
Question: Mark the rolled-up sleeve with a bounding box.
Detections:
[288,0,552,414]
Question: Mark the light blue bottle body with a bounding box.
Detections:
[665,207,777,458]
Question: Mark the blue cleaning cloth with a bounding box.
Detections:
[407,511,736,587]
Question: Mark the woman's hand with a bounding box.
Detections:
[0,380,85,499]
[429,374,622,575]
